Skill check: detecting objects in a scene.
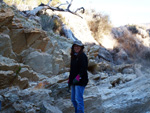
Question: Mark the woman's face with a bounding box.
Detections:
[74,45,82,53]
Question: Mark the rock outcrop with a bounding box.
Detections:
[0,3,49,54]
[0,2,150,113]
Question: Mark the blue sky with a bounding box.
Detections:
[63,0,150,27]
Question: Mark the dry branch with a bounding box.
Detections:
[24,0,84,18]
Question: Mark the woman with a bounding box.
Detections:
[68,40,88,113]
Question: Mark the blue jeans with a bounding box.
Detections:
[71,85,85,113]
[0,101,1,111]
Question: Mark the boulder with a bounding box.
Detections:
[9,28,49,54]
[88,45,100,60]
[43,72,69,87]
[98,46,113,62]
[0,55,32,89]
[0,70,29,90]
[0,87,53,112]
[114,64,133,73]
[55,99,73,113]
[111,27,129,38]
[41,101,62,113]
[19,68,39,81]
[101,75,150,113]
[21,47,71,75]
[0,54,15,62]
[21,51,53,75]
[0,3,49,54]
[0,34,16,59]
[0,71,15,89]
[122,68,134,74]
[0,4,14,26]
[114,48,129,64]
[12,76,29,89]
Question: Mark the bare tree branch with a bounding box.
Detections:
[75,7,85,14]
[47,0,52,6]
[67,0,73,10]
[57,1,68,8]
[24,0,84,18]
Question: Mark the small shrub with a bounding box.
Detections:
[127,25,139,34]
[144,51,150,60]
[40,13,63,34]
[52,16,62,33]
[58,14,67,25]
[40,14,55,31]
[16,66,21,75]
[137,47,150,66]
[86,9,112,43]
[141,48,150,61]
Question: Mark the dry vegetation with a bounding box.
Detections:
[112,25,150,64]
[85,9,112,44]
[4,0,61,10]
[39,11,68,35]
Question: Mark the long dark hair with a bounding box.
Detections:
[71,44,84,59]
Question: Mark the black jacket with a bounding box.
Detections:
[69,52,88,86]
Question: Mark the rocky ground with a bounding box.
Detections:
[0,2,150,113]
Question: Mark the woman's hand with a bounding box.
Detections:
[73,74,81,84]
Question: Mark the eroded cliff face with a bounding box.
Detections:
[0,3,49,54]
[0,2,150,113]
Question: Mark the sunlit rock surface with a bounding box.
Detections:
[0,3,150,113]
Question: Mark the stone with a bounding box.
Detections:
[21,48,70,75]
[41,101,62,113]
[9,28,49,54]
[0,55,17,64]
[122,68,134,74]
[134,64,143,77]
[44,72,69,87]
[98,46,113,62]
[0,3,50,54]
[88,59,97,67]
[0,5,14,26]
[12,76,29,89]
[0,34,16,59]
[0,62,22,73]
[88,45,100,58]
[114,64,133,73]
[122,74,137,82]
[0,70,15,89]
[114,48,129,64]
[55,99,73,113]
[19,68,39,81]
[21,51,53,75]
